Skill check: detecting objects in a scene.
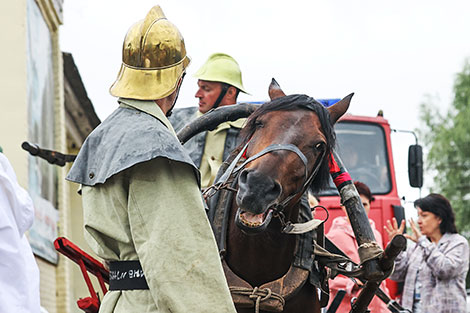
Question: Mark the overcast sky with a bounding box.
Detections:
[60,1,470,215]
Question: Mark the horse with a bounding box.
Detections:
[209,82,352,313]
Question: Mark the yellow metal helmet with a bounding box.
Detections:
[110,6,190,100]
[194,53,249,94]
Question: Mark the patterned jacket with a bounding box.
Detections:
[390,233,469,313]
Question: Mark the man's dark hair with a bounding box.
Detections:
[414,193,458,234]
[354,181,375,202]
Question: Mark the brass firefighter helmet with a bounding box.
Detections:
[110,6,190,100]
[194,53,249,94]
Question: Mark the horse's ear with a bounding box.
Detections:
[268,78,286,100]
[327,93,353,124]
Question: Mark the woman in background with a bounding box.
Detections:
[327,181,390,313]
[385,193,469,313]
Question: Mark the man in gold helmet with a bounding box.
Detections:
[170,53,249,188]
[66,7,236,313]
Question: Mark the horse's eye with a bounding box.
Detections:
[254,120,264,129]
[314,142,325,151]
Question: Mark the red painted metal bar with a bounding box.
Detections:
[77,258,99,301]
[54,237,109,313]
[54,237,109,285]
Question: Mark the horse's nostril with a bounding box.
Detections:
[271,181,281,198]
[239,169,280,196]
[239,169,249,185]
[236,169,282,212]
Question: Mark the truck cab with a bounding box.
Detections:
[316,114,402,243]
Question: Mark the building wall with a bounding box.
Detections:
[0,1,101,311]
[0,0,29,186]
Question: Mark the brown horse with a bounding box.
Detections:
[215,84,352,313]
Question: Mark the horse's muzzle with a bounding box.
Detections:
[235,208,273,235]
[236,169,281,213]
[235,169,281,233]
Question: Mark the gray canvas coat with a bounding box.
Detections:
[66,99,236,313]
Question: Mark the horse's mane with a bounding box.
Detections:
[239,94,336,192]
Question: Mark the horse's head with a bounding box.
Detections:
[235,80,352,234]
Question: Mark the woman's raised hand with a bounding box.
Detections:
[404,218,422,243]
[384,217,405,241]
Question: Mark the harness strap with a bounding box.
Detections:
[281,218,325,235]
[275,149,325,215]
[212,84,229,109]
[234,143,309,180]
[214,141,250,186]
[215,142,308,188]
[219,178,238,255]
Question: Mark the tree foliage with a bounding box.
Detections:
[419,59,470,236]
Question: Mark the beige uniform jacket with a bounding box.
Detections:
[81,100,236,313]
[196,110,246,188]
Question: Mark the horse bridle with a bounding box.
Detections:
[206,139,326,223]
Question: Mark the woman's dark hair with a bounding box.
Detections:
[414,193,457,234]
[354,181,375,202]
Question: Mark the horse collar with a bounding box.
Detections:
[222,259,309,312]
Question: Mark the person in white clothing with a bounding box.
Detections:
[0,152,41,313]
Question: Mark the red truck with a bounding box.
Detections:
[314,108,423,298]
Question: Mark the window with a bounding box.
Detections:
[319,122,391,196]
